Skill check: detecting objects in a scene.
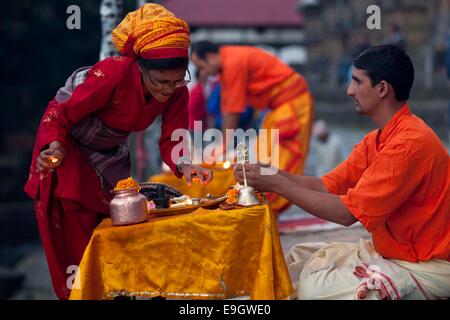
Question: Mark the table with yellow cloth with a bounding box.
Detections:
[69,204,293,300]
[149,167,236,198]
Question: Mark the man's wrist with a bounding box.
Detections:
[269,173,287,193]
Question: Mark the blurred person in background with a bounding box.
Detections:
[188,68,210,134]
[191,41,314,215]
[207,83,255,131]
[345,33,371,85]
[388,23,406,50]
[311,119,344,177]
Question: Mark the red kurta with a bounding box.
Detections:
[24,56,189,299]
[187,82,208,131]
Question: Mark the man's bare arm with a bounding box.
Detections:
[276,170,329,193]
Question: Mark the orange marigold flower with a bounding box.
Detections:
[114,177,139,190]
[226,188,238,204]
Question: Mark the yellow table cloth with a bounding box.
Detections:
[69,205,293,300]
[149,167,236,198]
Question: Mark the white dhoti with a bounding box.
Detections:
[286,239,450,300]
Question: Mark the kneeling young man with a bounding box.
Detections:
[234,45,450,300]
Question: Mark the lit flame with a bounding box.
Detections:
[51,158,59,163]
[223,161,231,169]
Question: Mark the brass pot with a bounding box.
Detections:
[109,188,148,226]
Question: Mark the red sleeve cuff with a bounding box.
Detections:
[163,159,183,179]
[37,129,67,152]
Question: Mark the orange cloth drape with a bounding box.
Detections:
[69,205,293,300]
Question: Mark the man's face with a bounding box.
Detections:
[347,67,380,115]
[191,52,220,76]
[140,68,188,103]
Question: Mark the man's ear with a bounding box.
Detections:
[378,80,389,98]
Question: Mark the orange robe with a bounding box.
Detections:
[220,46,314,214]
[322,105,450,262]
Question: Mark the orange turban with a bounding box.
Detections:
[112,3,190,59]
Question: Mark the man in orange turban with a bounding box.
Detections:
[24,3,212,299]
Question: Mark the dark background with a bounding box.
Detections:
[0,0,142,202]
[0,1,135,298]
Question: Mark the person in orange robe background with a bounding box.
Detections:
[24,4,212,299]
[191,41,314,215]
[234,45,449,299]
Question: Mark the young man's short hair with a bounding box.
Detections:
[354,45,414,102]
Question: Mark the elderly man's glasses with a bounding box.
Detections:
[146,69,191,89]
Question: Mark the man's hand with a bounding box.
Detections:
[36,141,65,172]
[233,163,281,192]
[181,164,213,186]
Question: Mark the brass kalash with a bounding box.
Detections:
[235,143,261,206]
